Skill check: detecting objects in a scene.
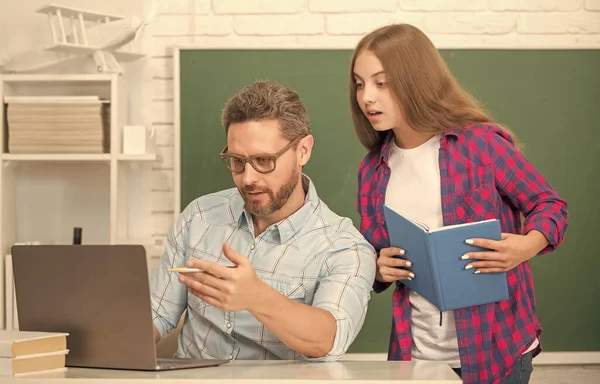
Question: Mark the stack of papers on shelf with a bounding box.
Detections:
[5,96,110,154]
[0,330,69,376]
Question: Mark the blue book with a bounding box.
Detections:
[383,205,509,311]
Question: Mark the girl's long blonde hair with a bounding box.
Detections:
[350,24,518,152]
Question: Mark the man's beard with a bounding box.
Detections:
[240,168,299,217]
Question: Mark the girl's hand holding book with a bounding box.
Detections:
[375,247,415,283]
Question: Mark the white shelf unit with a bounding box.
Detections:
[0,74,157,257]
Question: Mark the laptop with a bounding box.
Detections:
[11,244,229,371]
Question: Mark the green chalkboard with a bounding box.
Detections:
[179,49,600,352]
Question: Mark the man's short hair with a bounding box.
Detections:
[221,80,311,140]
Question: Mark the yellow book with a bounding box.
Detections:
[0,330,68,358]
[0,350,68,376]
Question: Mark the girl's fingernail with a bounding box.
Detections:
[461,254,469,260]
[465,239,474,245]
[474,270,481,274]
[409,272,415,278]
[406,261,412,267]
[465,264,473,270]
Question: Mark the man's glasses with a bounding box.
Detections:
[219,135,306,174]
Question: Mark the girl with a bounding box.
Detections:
[351,24,568,384]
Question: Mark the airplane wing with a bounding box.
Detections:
[43,43,144,62]
[43,43,96,55]
[0,49,77,73]
[37,4,123,22]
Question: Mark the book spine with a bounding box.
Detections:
[425,234,447,312]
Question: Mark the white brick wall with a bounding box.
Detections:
[426,13,517,34]
[152,169,175,191]
[587,0,600,11]
[214,0,306,14]
[152,57,174,78]
[400,0,488,12]
[154,15,233,36]
[153,79,174,100]
[235,14,324,35]
[154,124,175,146]
[145,0,600,238]
[327,12,425,35]
[519,12,600,33]
[310,0,397,13]
[152,101,174,124]
[489,0,582,12]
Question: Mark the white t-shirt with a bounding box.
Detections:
[384,134,461,368]
[384,134,538,368]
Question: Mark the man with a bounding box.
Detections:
[150,80,376,361]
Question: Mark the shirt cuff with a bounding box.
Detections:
[523,216,561,255]
[305,307,352,362]
[373,279,392,293]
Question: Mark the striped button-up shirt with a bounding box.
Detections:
[151,175,377,361]
[356,124,568,384]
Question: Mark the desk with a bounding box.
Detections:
[7,361,461,383]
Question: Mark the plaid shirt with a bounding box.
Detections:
[151,175,376,361]
[356,124,568,384]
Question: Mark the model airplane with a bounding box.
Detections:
[0,2,158,74]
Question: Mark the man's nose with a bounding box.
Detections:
[240,162,261,185]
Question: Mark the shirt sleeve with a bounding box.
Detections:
[307,237,377,361]
[149,209,192,338]
[356,154,392,294]
[488,128,569,254]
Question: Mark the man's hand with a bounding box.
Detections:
[178,243,266,312]
[375,247,414,283]
[463,230,549,273]
[177,243,337,358]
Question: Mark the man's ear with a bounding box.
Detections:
[297,134,314,167]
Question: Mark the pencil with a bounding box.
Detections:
[168,267,204,273]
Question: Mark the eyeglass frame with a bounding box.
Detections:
[219,134,307,174]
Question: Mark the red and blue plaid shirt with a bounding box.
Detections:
[356,123,568,384]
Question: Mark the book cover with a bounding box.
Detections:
[0,330,68,358]
[0,350,68,376]
[383,205,509,311]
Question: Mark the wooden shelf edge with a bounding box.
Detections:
[1,153,111,162]
[117,154,157,161]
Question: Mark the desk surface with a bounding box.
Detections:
[8,361,462,383]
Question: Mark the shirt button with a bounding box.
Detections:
[228,355,233,360]
[226,322,231,329]
[250,244,255,250]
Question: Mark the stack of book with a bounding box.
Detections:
[4,96,110,154]
[0,330,69,376]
